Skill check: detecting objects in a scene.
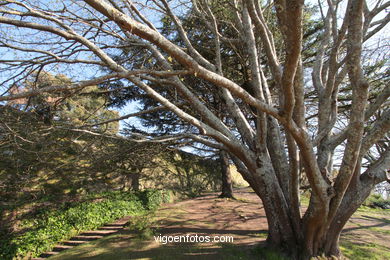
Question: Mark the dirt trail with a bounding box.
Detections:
[153,188,267,246]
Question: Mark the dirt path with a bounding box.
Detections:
[47,188,390,260]
[153,187,268,246]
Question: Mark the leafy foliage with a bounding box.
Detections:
[0,190,168,260]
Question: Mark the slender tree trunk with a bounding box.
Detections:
[219,150,234,198]
[131,168,141,191]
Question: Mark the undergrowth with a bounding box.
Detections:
[0,189,170,260]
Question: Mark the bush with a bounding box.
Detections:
[127,212,156,239]
[136,189,172,210]
[363,194,390,209]
[0,190,168,260]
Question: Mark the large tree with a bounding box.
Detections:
[0,0,389,258]
[106,1,321,199]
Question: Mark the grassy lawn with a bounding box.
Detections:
[339,208,390,260]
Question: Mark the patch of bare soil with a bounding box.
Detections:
[154,187,267,246]
[124,187,267,260]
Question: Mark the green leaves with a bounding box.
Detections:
[0,190,167,260]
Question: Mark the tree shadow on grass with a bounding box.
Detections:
[47,228,269,260]
[360,215,390,224]
[155,226,268,237]
[343,214,390,233]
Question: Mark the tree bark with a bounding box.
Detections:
[261,194,366,260]
[131,168,141,191]
[219,150,234,199]
[237,159,302,258]
[245,162,376,260]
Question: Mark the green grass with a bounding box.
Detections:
[48,233,134,260]
[253,246,288,260]
[234,196,254,204]
[253,232,268,239]
[127,212,157,239]
[217,244,256,260]
[357,206,390,214]
[368,227,390,236]
[340,240,390,260]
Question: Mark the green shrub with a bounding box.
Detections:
[127,212,156,239]
[0,189,168,260]
[362,194,390,209]
[136,189,172,210]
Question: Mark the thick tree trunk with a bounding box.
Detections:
[301,178,374,259]
[256,184,301,259]
[263,201,351,260]
[219,150,234,198]
[323,175,375,257]
[248,167,375,260]
[245,161,302,259]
